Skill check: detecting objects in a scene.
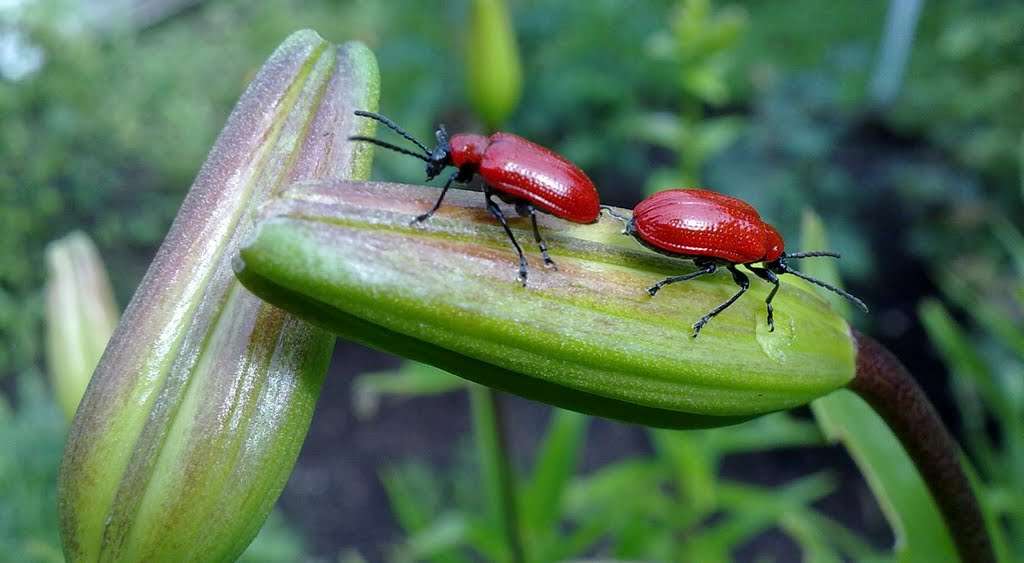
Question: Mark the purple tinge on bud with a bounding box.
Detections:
[58,30,379,562]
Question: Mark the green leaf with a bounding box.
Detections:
[991,216,1024,278]
[235,181,856,428]
[802,208,959,562]
[565,459,669,521]
[353,362,465,419]
[650,428,717,512]
[400,513,470,563]
[919,300,1010,423]
[0,373,65,562]
[468,385,520,562]
[684,475,836,561]
[379,463,471,563]
[938,269,1024,358]
[704,411,823,454]
[58,31,379,562]
[521,408,587,558]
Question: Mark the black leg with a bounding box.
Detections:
[412,169,461,224]
[647,261,717,297]
[746,265,780,332]
[522,204,556,269]
[485,190,529,286]
[692,266,749,337]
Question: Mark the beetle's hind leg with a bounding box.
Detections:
[692,265,749,337]
[517,203,557,269]
[485,189,529,286]
[746,265,780,332]
[647,260,717,297]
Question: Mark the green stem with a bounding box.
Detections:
[848,330,994,563]
[470,385,525,563]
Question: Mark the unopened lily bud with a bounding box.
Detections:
[236,180,856,429]
[465,0,523,129]
[59,30,379,562]
[45,231,119,420]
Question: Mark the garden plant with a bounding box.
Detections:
[55,25,1003,563]
[4,1,1022,562]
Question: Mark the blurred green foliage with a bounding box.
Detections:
[4,0,1024,559]
[919,216,1024,560]
[898,1,1024,188]
[0,372,64,563]
[369,396,884,561]
[638,0,747,192]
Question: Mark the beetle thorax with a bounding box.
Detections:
[449,134,490,169]
[763,224,784,262]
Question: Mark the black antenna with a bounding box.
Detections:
[785,251,841,259]
[353,110,431,155]
[779,263,869,313]
[347,136,431,162]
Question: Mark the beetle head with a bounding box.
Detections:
[349,110,453,180]
[425,125,453,181]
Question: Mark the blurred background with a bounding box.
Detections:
[3,0,1023,561]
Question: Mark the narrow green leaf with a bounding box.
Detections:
[705,411,823,454]
[521,408,587,557]
[563,458,676,559]
[400,513,470,563]
[379,464,470,563]
[777,511,843,563]
[379,463,443,537]
[804,511,888,562]
[565,459,668,518]
[991,216,1024,278]
[469,386,521,562]
[802,208,959,562]
[235,181,857,428]
[353,362,465,419]
[1019,131,1024,202]
[684,475,836,561]
[44,231,119,420]
[59,31,379,562]
[919,299,1010,423]
[650,428,717,512]
[938,269,1024,359]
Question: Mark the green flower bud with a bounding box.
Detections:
[465,0,523,129]
[58,30,379,562]
[235,181,856,429]
[45,231,120,420]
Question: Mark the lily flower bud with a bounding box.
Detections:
[59,30,379,562]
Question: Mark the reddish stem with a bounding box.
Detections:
[849,330,994,563]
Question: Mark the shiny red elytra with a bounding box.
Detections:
[350,111,600,285]
[603,188,868,337]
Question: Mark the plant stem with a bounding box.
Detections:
[470,385,525,563]
[848,330,994,563]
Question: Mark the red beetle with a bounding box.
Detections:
[350,111,601,285]
[602,188,868,336]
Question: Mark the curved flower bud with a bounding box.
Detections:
[235,180,856,429]
[45,231,120,420]
[465,0,523,130]
[59,30,379,562]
